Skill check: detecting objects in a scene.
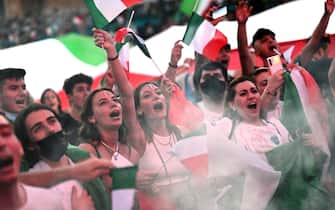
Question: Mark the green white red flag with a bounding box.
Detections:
[183,0,228,61]
[84,0,143,28]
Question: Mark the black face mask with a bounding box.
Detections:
[200,77,226,101]
[37,131,68,162]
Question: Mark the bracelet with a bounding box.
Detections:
[107,54,118,62]
[266,90,277,97]
[168,62,178,68]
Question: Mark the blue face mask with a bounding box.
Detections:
[37,131,68,162]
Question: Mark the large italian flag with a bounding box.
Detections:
[84,0,143,28]
[0,33,157,109]
[171,134,281,210]
[183,0,228,61]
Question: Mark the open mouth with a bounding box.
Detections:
[110,110,121,118]
[270,46,280,54]
[247,103,257,109]
[16,99,25,105]
[153,102,164,111]
[0,157,13,169]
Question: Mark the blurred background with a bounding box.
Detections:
[0,0,295,49]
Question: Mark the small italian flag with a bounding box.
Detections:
[84,0,143,28]
[111,165,138,210]
[183,0,228,61]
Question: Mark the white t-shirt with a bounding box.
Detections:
[21,184,64,210]
[197,101,224,124]
[207,117,290,153]
[29,160,83,210]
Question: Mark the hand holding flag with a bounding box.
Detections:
[93,29,117,53]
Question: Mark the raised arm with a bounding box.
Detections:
[298,0,334,66]
[93,29,146,155]
[165,41,183,81]
[236,0,254,76]
[260,70,285,116]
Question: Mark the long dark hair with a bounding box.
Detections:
[134,81,181,141]
[14,104,60,167]
[40,88,63,114]
[79,88,127,145]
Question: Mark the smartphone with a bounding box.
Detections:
[212,6,227,19]
[266,55,283,74]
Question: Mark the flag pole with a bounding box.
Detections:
[151,59,165,76]
[126,10,164,76]
[127,11,135,29]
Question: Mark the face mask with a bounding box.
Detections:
[37,131,68,162]
[200,77,226,101]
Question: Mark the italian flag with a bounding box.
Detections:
[280,67,329,154]
[171,134,281,210]
[183,0,228,61]
[168,85,204,134]
[111,166,138,210]
[0,33,158,109]
[84,0,143,28]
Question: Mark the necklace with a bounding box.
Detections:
[100,141,120,160]
[153,133,175,146]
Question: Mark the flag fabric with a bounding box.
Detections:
[114,27,131,72]
[183,0,228,61]
[168,84,204,134]
[265,140,331,210]
[111,165,138,210]
[279,67,331,191]
[115,27,152,58]
[84,0,143,28]
[280,67,329,154]
[179,0,197,16]
[114,27,164,75]
[170,135,208,177]
[171,134,281,210]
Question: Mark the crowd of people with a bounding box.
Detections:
[1,0,335,210]
[0,0,186,49]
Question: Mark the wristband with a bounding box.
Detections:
[168,62,178,68]
[108,54,118,62]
